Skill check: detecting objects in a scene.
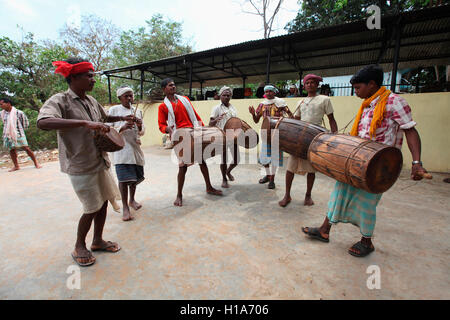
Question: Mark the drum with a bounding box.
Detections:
[223,117,259,149]
[261,117,327,159]
[94,128,125,152]
[172,127,225,164]
[308,133,403,194]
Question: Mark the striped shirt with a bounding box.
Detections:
[1,109,29,139]
[357,93,416,149]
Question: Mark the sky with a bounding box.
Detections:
[0,0,300,51]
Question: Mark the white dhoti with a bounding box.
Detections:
[69,168,120,214]
[287,155,316,175]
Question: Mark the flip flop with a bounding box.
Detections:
[301,227,330,243]
[206,189,223,196]
[71,251,96,267]
[348,241,374,257]
[259,176,270,184]
[91,241,121,253]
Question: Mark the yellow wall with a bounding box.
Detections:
[137,92,450,173]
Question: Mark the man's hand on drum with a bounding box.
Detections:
[119,121,134,133]
[85,121,110,134]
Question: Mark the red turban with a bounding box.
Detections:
[52,61,95,78]
[303,74,323,84]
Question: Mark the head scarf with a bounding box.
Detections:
[303,74,323,84]
[117,86,134,98]
[264,85,278,94]
[52,61,94,78]
[219,86,232,96]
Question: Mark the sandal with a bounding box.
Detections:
[301,227,329,243]
[259,176,270,184]
[348,241,374,257]
[91,241,121,253]
[71,251,96,267]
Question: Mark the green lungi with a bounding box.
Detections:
[327,181,382,237]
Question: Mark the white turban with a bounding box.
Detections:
[116,86,134,98]
[219,86,232,96]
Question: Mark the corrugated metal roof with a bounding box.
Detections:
[103,5,450,88]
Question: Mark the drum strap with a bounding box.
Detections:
[344,140,372,183]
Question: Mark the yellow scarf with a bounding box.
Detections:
[350,86,391,137]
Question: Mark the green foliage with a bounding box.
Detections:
[0,33,69,110]
[285,0,440,32]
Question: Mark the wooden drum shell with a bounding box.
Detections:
[172,127,225,164]
[223,117,259,149]
[307,133,403,194]
[94,128,125,152]
[261,117,327,159]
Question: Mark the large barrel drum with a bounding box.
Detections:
[223,117,259,149]
[172,127,225,164]
[308,133,403,194]
[261,117,327,159]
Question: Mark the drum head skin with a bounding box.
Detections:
[94,128,125,152]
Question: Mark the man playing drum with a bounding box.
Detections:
[209,86,239,188]
[108,86,145,221]
[249,84,293,189]
[302,65,429,257]
[37,58,136,267]
[158,78,223,207]
[279,74,338,207]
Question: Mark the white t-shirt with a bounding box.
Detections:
[107,104,145,166]
[294,95,334,126]
[210,103,237,130]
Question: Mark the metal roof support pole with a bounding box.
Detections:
[140,70,145,100]
[266,46,271,84]
[298,70,303,91]
[415,67,422,93]
[200,81,203,100]
[243,77,246,89]
[189,60,193,98]
[107,75,112,104]
[391,20,402,93]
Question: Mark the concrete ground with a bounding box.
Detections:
[0,145,449,300]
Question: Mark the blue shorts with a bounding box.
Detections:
[115,164,145,185]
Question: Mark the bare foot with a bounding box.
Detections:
[278,196,292,207]
[122,207,134,221]
[35,164,42,169]
[222,180,230,188]
[304,195,314,206]
[226,172,235,181]
[8,166,19,172]
[206,188,223,196]
[129,200,142,210]
[174,196,183,207]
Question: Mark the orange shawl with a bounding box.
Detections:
[350,86,391,137]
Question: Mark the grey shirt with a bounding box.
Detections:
[37,89,110,175]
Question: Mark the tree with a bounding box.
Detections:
[240,0,285,38]
[285,0,443,32]
[60,14,120,71]
[0,33,69,111]
[112,14,192,67]
[109,14,193,100]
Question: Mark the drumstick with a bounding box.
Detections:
[418,171,433,179]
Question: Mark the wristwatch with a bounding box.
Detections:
[412,160,422,166]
